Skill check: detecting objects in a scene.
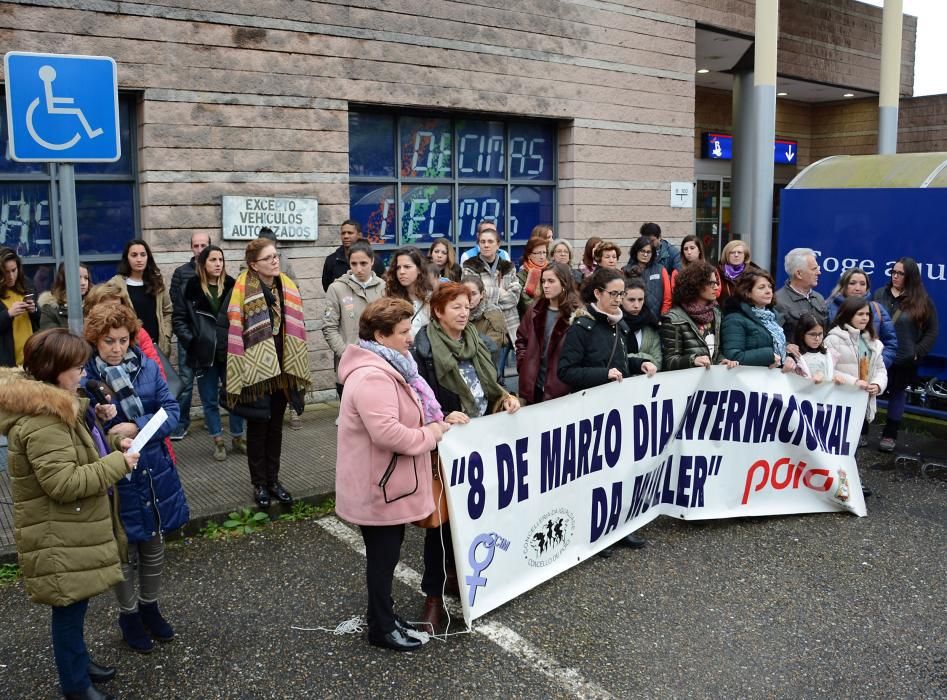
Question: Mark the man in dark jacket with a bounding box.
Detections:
[321,220,386,292]
[168,232,209,439]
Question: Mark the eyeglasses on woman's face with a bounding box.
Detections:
[602,289,626,300]
[529,250,548,259]
[256,253,279,264]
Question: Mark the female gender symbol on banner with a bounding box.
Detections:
[26,65,104,151]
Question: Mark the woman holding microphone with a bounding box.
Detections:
[0,329,139,700]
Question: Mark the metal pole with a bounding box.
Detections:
[752,0,778,271]
[731,69,755,242]
[878,0,903,154]
[58,164,84,335]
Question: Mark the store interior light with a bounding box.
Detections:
[697,68,710,74]
[843,93,855,97]
[777,92,788,96]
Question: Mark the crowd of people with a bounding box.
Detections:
[0,230,311,699]
[329,219,939,653]
[0,217,940,690]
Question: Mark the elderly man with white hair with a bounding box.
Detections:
[774,247,828,339]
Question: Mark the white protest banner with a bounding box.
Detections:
[437,366,868,626]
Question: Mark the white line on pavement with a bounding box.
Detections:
[315,516,614,700]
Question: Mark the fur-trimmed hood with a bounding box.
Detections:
[0,367,81,434]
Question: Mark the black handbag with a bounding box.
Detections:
[155,347,185,399]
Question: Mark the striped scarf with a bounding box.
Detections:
[95,350,144,419]
[225,269,311,405]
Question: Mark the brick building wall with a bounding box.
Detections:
[0,0,698,390]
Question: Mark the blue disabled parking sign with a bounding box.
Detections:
[4,51,120,162]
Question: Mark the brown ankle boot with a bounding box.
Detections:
[420,595,444,633]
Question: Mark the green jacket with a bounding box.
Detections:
[0,368,128,607]
[660,306,723,370]
[721,302,778,367]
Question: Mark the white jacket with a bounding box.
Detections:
[824,325,888,421]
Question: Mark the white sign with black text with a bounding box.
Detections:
[221,195,318,241]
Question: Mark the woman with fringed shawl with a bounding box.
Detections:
[226,238,311,508]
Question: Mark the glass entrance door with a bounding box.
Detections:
[695,178,731,262]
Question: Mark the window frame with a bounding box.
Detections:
[348,107,558,254]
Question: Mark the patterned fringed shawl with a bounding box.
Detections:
[225,269,310,405]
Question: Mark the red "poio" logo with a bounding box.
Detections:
[741,457,834,505]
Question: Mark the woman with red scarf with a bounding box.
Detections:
[517,237,549,316]
[661,261,739,370]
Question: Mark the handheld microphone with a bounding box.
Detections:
[86,379,114,405]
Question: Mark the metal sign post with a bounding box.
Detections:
[4,51,120,334]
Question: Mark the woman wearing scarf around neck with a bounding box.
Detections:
[226,238,311,509]
[661,261,740,371]
[558,267,656,554]
[516,262,581,404]
[411,282,520,631]
[716,240,761,303]
[621,277,663,371]
[721,268,796,371]
[461,228,521,378]
[82,303,187,656]
[461,274,506,364]
[335,298,452,652]
[516,236,549,316]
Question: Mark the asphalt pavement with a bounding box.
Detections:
[0,410,944,699]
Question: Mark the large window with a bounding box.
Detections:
[0,95,138,292]
[348,111,556,253]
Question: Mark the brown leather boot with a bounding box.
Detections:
[420,595,444,633]
[444,569,460,597]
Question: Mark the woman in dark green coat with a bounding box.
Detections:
[721,268,796,371]
[0,329,138,700]
[661,261,738,371]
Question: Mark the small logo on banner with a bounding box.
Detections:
[466,532,510,607]
[523,509,575,567]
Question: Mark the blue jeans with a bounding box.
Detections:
[196,362,245,438]
[177,340,195,431]
[51,599,91,693]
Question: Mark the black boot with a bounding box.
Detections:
[87,660,115,684]
[118,611,153,654]
[139,600,175,642]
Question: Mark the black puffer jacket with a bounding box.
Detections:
[557,306,644,391]
[660,305,723,370]
[171,275,235,369]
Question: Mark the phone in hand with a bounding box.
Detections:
[23,293,34,305]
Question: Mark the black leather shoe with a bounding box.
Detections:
[63,686,114,700]
[862,486,873,498]
[253,485,270,508]
[268,481,293,504]
[368,628,423,651]
[394,615,419,634]
[87,660,115,684]
[597,548,613,559]
[621,533,647,549]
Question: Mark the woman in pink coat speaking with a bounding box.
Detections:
[335,297,451,652]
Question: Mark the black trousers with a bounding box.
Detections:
[246,391,288,487]
[421,523,455,597]
[359,524,405,636]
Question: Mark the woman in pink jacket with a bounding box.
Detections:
[335,297,451,652]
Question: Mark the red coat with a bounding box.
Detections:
[335,345,438,526]
[515,298,572,404]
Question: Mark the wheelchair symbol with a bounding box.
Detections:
[26,65,103,151]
